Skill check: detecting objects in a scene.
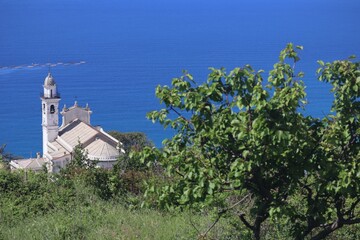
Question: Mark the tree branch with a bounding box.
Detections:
[189,215,200,236]
[343,218,360,225]
[224,193,251,213]
[311,217,360,240]
[169,106,192,124]
[345,198,360,217]
[239,213,254,231]
[200,194,252,238]
[201,214,222,238]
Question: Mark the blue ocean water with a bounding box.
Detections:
[1,0,359,157]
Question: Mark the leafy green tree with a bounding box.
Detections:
[108,131,153,153]
[291,58,360,239]
[66,141,96,171]
[61,142,116,200]
[0,168,21,193]
[139,44,360,239]
[109,131,153,171]
[109,132,159,197]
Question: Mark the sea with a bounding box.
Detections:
[1,0,360,157]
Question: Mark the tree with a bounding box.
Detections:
[108,131,158,196]
[108,131,153,153]
[292,58,360,239]
[109,131,153,171]
[139,44,360,239]
[66,141,96,170]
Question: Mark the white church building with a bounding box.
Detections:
[10,73,124,172]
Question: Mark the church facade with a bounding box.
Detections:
[10,73,124,172]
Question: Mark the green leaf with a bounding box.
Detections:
[317,60,325,66]
[352,84,358,92]
[297,72,305,78]
[231,119,241,127]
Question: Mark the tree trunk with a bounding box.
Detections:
[253,225,261,240]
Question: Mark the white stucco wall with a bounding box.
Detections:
[61,106,91,127]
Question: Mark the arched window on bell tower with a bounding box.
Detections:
[50,105,55,114]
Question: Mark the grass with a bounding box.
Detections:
[0,169,238,240]
[0,202,239,240]
[1,170,358,239]
[0,188,235,240]
[2,200,359,240]
[0,203,195,239]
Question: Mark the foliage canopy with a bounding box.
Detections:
[139,44,360,239]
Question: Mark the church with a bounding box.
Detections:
[10,73,124,172]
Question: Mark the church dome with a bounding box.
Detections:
[44,73,56,86]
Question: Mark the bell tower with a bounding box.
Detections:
[41,72,61,156]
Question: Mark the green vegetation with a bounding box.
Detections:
[1,45,360,239]
[108,131,154,153]
[139,44,360,239]
[0,169,234,240]
[109,131,154,172]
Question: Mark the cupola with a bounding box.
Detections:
[44,73,56,86]
[43,72,59,99]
